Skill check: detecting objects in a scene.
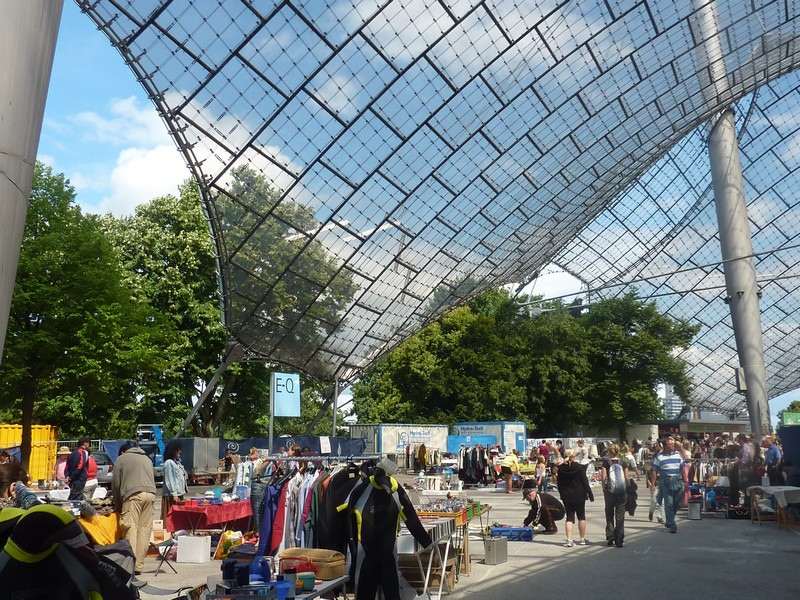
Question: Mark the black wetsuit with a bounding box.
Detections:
[339,472,433,600]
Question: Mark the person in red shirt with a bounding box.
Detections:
[84,448,99,500]
[539,441,550,463]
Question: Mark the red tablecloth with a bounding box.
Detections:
[166,501,252,532]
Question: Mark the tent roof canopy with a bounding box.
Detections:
[82,0,800,415]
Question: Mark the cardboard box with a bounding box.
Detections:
[177,535,212,563]
[150,529,168,544]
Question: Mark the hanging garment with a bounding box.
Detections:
[315,464,362,555]
[340,470,433,600]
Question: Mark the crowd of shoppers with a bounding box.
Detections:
[516,431,786,550]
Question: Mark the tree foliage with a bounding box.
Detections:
[103,170,356,438]
[353,288,699,436]
[0,164,160,466]
[581,291,699,438]
[777,399,800,426]
[221,166,358,376]
[102,181,228,436]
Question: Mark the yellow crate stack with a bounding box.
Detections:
[0,424,58,481]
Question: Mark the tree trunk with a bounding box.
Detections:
[304,398,334,435]
[209,372,237,436]
[20,385,35,472]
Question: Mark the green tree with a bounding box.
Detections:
[353,294,531,425]
[0,163,159,466]
[518,308,591,433]
[581,291,699,439]
[102,181,229,436]
[219,166,358,379]
[777,400,800,426]
[215,365,346,438]
[352,288,696,440]
[105,169,356,437]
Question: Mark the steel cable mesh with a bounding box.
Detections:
[81,1,800,410]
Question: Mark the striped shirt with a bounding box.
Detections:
[652,450,683,477]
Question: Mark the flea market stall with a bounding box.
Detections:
[349,423,449,471]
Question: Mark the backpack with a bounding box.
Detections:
[0,505,137,599]
[606,460,626,495]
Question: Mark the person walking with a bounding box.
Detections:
[652,436,687,534]
[162,440,188,520]
[112,442,157,575]
[646,440,664,523]
[557,448,594,547]
[574,439,589,464]
[65,437,91,500]
[534,455,548,492]
[500,449,521,493]
[601,443,629,547]
[764,435,783,486]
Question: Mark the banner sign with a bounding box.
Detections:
[271,372,301,417]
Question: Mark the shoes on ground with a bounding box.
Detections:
[543,529,558,535]
[669,527,677,534]
[607,540,614,546]
[657,517,663,523]
[563,540,574,547]
[615,543,623,548]
[648,511,654,522]
[578,539,588,546]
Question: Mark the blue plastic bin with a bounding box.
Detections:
[490,526,534,541]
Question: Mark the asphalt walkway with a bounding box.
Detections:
[136,477,800,599]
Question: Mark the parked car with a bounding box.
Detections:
[92,450,113,486]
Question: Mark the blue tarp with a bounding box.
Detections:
[446,435,497,453]
[220,436,366,457]
[1,446,22,462]
[102,440,137,464]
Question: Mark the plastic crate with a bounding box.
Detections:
[416,510,467,526]
[490,526,534,541]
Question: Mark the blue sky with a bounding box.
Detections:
[38,1,189,216]
[36,2,798,430]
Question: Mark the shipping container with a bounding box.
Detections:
[349,423,449,460]
[0,424,58,481]
[452,422,526,454]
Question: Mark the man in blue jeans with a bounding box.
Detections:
[651,436,687,533]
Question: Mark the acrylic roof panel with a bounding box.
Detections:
[82,0,800,413]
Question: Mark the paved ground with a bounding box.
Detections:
[135,475,800,599]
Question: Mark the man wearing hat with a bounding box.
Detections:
[522,487,566,534]
[54,446,71,485]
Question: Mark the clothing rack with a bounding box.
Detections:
[260,455,381,461]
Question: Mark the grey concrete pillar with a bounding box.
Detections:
[708,109,770,437]
[0,1,63,364]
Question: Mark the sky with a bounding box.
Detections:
[37,1,189,216]
[36,2,798,430]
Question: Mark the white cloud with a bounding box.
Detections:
[38,154,56,168]
[92,144,189,216]
[74,96,171,147]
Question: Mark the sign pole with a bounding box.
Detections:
[269,383,274,456]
